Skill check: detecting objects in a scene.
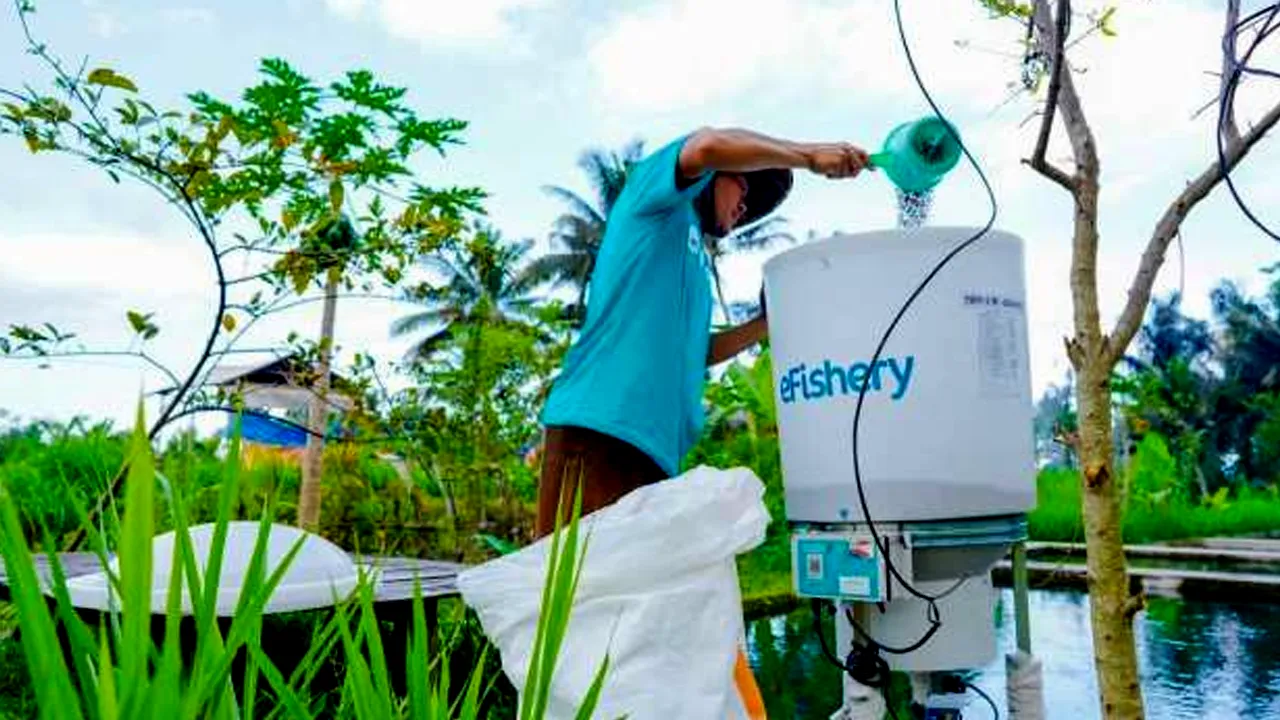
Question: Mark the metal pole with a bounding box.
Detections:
[1012,541,1031,654]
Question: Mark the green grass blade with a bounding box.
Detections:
[531,477,587,720]
[335,598,383,720]
[38,531,105,717]
[353,582,393,706]
[242,636,262,720]
[201,416,244,622]
[188,533,306,711]
[117,402,155,712]
[246,642,316,720]
[456,646,488,720]
[97,625,118,720]
[520,478,569,720]
[406,580,430,720]
[268,610,345,720]
[0,489,81,720]
[572,651,610,720]
[184,485,288,714]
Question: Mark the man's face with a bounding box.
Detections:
[712,173,748,235]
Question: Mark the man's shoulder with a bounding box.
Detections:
[616,132,707,218]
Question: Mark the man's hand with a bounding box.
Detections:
[804,142,871,179]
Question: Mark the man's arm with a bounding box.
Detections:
[678,127,871,181]
[708,286,770,366]
[707,313,768,367]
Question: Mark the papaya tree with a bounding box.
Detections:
[0,0,485,535]
[982,0,1280,717]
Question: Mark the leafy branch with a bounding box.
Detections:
[1,0,487,545]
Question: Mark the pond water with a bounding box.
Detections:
[746,589,1280,719]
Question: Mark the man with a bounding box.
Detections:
[535,126,871,537]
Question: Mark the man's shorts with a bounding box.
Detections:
[534,425,666,539]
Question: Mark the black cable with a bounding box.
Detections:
[810,0,1001,708]
[1217,2,1280,241]
[809,601,902,720]
[964,680,1000,719]
[845,0,1002,641]
[850,0,1000,605]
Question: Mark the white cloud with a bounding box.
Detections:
[585,0,1022,114]
[324,0,551,47]
[162,7,217,26]
[89,11,125,38]
[4,231,211,296]
[585,0,1234,148]
[324,0,365,20]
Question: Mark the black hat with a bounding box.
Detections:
[737,167,793,229]
[696,167,794,238]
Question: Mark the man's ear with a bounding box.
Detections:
[694,183,721,238]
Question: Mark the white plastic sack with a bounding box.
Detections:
[457,465,771,720]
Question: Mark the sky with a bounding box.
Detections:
[1,0,1278,435]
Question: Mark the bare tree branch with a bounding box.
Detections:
[1031,0,1098,177]
[1026,0,1076,193]
[1221,0,1244,146]
[1022,154,1076,192]
[1108,97,1280,365]
[2,349,181,389]
[226,271,276,287]
[1029,0,1104,367]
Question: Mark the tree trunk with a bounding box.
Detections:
[1069,166,1146,720]
[1075,362,1144,720]
[1022,1,1279,713]
[298,268,340,530]
[1025,2,1147,715]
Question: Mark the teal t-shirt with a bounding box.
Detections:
[540,135,715,476]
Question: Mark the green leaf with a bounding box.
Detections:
[221,313,237,332]
[127,310,150,333]
[126,310,159,340]
[10,324,48,343]
[118,401,155,705]
[1099,6,1118,37]
[476,533,518,556]
[87,67,138,93]
[98,625,119,720]
[573,651,611,720]
[0,489,80,720]
[329,177,344,212]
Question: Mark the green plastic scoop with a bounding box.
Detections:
[868,116,963,194]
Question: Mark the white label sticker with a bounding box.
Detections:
[839,576,871,597]
[978,308,1023,397]
[806,553,824,580]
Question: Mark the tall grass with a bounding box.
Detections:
[1029,465,1280,545]
[0,407,609,719]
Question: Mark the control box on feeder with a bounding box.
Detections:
[791,531,912,603]
[761,226,1037,526]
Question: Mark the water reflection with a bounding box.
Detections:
[747,590,1280,719]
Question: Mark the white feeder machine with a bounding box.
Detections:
[762,226,1036,718]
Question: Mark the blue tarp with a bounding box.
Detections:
[230,413,310,448]
[224,414,351,447]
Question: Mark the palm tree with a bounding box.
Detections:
[520,141,645,325]
[391,224,543,361]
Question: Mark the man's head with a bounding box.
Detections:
[712,173,749,235]
[695,168,793,239]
